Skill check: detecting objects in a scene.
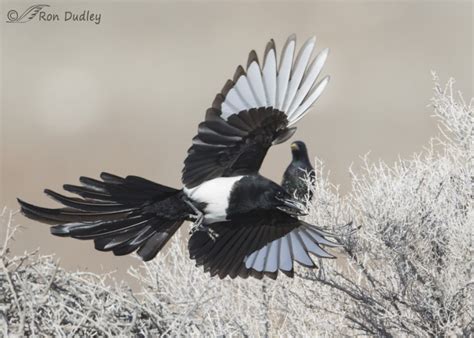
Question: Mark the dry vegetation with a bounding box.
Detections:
[1,77,472,336]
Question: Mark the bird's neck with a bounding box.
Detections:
[292,152,311,164]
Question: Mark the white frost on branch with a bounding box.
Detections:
[298,75,473,336]
[0,77,472,336]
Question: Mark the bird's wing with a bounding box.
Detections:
[188,217,339,279]
[182,35,329,188]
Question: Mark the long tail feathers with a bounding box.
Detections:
[18,172,186,261]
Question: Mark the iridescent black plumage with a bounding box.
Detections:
[282,141,315,201]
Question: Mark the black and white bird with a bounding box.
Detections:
[282,141,315,201]
[18,34,339,279]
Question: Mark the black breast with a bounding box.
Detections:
[282,161,315,200]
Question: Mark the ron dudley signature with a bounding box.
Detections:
[6,4,102,24]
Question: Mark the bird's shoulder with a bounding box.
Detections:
[225,175,280,217]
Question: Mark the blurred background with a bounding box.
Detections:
[1,1,472,279]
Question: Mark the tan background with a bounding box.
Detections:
[1,1,472,278]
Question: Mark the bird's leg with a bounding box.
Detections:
[184,200,218,241]
[185,200,204,227]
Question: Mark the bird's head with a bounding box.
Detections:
[290,141,309,160]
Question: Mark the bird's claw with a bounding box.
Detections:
[185,200,218,241]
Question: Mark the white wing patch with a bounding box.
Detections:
[218,34,329,126]
[244,223,338,273]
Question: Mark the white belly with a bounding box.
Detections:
[184,176,243,223]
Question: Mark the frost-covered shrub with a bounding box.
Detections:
[0,209,169,336]
[296,75,473,336]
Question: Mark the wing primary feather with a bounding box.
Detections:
[251,243,269,272]
[276,34,296,110]
[246,50,267,107]
[241,226,266,272]
[245,248,259,269]
[303,226,340,247]
[287,47,329,118]
[228,227,260,278]
[262,39,277,107]
[233,66,258,108]
[279,233,293,271]
[288,75,330,126]
[220,79,234,98]
[299,228,335,258]
[291,230,315,267]
[263,227,279,273]
[222,89,250,118]
[282,36,316,113]
[202,228,236,274]
[221,101,238,117]
[216,227,254,278]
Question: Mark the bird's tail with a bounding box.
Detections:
[18,173,192,261]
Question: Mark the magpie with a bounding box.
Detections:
[282,141,315,201]
[18,34,339,279]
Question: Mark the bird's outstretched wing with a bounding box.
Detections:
[188,216,338,279]
[182,35,329,188]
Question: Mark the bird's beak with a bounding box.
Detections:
[276,198,307,216]
[291,143,299,151]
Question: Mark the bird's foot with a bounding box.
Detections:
[184,200,218,241]
[185,200,204,224]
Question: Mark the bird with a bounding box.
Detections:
[18,34,339,279]
[282,141,315,201]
